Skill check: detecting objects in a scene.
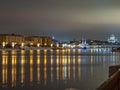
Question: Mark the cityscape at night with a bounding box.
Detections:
[1,0,120,90]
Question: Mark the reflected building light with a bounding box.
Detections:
[56,66,59,80]
[44,55,47,66]
[50,55,53,82]
[68,56,70,65]
[62,49,65,55]
[30,65,33,85]
[90,56,93,65]
[2,55,8,87]
[56,50,59,54]
[21,50,25,55]
[78,56,81,65]
[73,49,75,54]
[78,49,81,54]
[44,50,47,55]
[73,56,76,65]
[44,54,47,85]
[73,64,76,80]
[64,63,67,80]
[50,49,53,55]
[78,56,81,80]
[37,50,40,55]
[30,54,33,85]
[11,50,17,55]
[68,64,70,80]
[62,55,64,66]
[68,49,70,54]
[56,55,59,80]
[56,55,59,65]
[44,65,47,85]
[11,54,17,87]
[30,55,33,65]
[21,55,25,84]
[30,50,33,55]
[37,54,40,84]
[2,50,8,55]
[62,65,64,80]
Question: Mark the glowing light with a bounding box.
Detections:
[51,44,53,47]
[2,42,5,48]
[37,43,40,47]
[12,42,15,48]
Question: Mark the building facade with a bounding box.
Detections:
[0,34,25,48]
[25,36,53,47]
[108,34,118,43]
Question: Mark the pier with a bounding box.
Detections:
[97,65,120,90]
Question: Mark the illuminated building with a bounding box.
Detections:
[108,34,118,43]
[0,34,25,48]
[25,36,53,47]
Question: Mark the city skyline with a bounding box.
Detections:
[1,0,120,40]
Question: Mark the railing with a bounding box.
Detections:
[97,65,120,90]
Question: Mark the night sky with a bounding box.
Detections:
[0,0,120,41]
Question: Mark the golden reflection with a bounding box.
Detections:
[61,55,67,80]
[37,50,40,55]
[73,64,76,80]
[67,49,70,54]
[2,50,8,55]
[56,50,59,54]
[50,55,53,82]
[68,65,70,80]
[62,49,65,55]
[21,54,25,84]
[44,64,47,85]
[78,49,81,54]
[30,54,33,84]
[90,56,93,64]
[11,53,17,87]
[21,50,25,55]
[11,50,17,55]
[78,56,81,80]
[44,50,47,55]
[44,54,47,85]
[2,54,8,87]
[67,55,71,80]
[37,54,40,84]
[73,49,75,54]
[30,50,33,54]
[50,49,53,55]
[56,55,59,80]
[73,56,76,65]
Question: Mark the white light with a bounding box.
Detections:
[57,44,59,47]
[12,42,15,48]
[51,44,53,47]
[37,43,40,47]
[21,43,24,47]
[2,42,5,48]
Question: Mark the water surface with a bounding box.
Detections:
[0,49,120,90]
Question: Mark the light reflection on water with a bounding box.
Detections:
[0,49,120,90]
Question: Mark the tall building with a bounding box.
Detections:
[108,34,118,43]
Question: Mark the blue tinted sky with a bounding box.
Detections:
[0,0,120,40]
